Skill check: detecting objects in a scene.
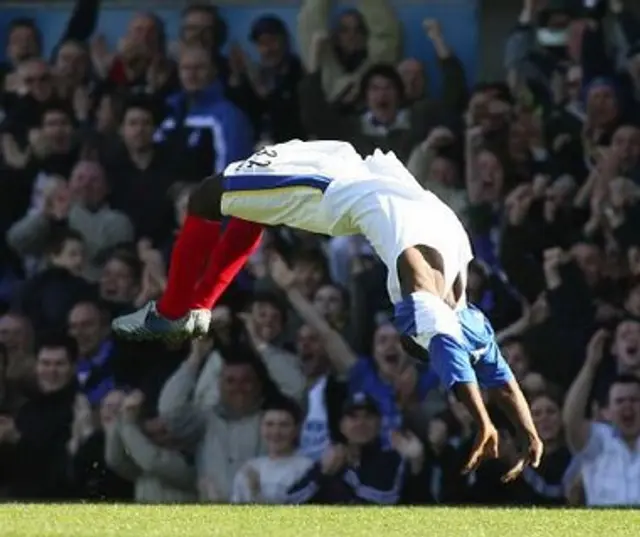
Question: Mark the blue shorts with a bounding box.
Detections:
[395,301,514,390]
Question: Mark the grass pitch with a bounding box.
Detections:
[1,504,639,537]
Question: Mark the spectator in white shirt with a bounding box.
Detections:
[563,329,640,506]
[231,398,314,504]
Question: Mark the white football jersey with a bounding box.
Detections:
[222,140,473,305]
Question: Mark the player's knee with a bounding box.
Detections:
[188,174,223,220]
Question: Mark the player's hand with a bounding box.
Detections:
[462,422,499,474]
[501,432,543,483]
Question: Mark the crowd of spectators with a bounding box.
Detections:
[0,0,639,507]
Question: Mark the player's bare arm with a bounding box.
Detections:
[396,245,500,471]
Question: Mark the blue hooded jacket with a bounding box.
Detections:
[155,80,254,173]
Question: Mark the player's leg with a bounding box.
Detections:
[112,175,228,340]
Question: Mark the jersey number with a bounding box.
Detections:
[238,147,278,170]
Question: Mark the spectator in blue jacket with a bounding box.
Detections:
[155,43,254,180]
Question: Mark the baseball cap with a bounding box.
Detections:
[341,392,380,416]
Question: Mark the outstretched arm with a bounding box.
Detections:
[395,247,499,471]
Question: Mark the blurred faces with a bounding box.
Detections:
[501,340,530,381]
[7,24,40,64]
[69,161,108,210]
[336,12,366,56]
[611,125,640,172]
[179,47,213,93]
[544,175,577,221]
[68,302,109,358]
[295,324,327,379]
[313,284,345,327]
[475,149,505,203]
[293,259,325,299]
[42,110,73,153]
[36,346,74,393]
[586,84,619,128]
[0,314,32,355]
[261,409,299,456]
[397,58,425,103]
[182,9,216,49]
[372,323,407,378]
[570,242,603,288]
[428,156,458,188]
[531,395,563,445]
[121,107,155,152]
[366,75,400,125]
[250,300,283,343]
[255,33,286,69]
[606,380,640,441]
[612,320,640,373]
[100,258,139,304]
[55,41,88,83]
[624,285,640,317]
[340,409,380,446]
[50,238,85,276]
[18,58,53,102]
[128,13,160,57]
[219,362,261,415]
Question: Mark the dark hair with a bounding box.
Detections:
[315,281,350,311]
[40,102,75,126]
[250,290,287,323]
[36,332,78,362]
[7,17,42,55]
[610,374,640,391]
[103,249,143,284]
[45,228,84,257]
[249,15,289,44]
[292,246,329,274]
[181,3,228,50]
[263,396,303,425]
[121,94,165,126]
[360,63,405,103]
[72,299,112,326]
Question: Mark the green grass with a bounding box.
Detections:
[1,504,639,537]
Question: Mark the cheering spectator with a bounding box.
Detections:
[155,44,254,180]
[104,389,197,503]
[286,392,426,504]
[297,0,401,107]
[231,398,313,503]
[0,334,79,499]
[12,229,94,335]
[563,329,640,506]
[228,15,305,144]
